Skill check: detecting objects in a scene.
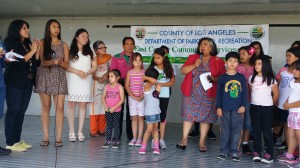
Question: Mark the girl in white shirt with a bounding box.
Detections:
[249,56,279,164]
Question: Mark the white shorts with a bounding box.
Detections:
[128,96,145,116]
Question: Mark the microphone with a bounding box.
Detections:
[200,52,204,60]
[51,50,57,59]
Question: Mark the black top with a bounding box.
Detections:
[4,37,39,90]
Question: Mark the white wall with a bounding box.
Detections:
[1,15,300,123]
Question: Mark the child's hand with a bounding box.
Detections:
[137,95,144,102]
[238,106,245,113]
[110,107,116,113]
[217,108,222,117]
[156,84,161,92]
[283,102,290,110]
[77,70,87,79]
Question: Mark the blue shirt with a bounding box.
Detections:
[216,72,247,111]
[0,58,4,88]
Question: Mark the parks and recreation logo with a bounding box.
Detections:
[250,25,265,40]
[135,27,146,39]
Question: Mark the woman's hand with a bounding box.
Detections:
[76,70,87,79]
[283,102,290,110]
[194,59,202,67]
[217,108,222,117]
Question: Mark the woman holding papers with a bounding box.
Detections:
[4,19,40,152]
[176,37,225,152]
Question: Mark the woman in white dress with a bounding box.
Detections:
[89,40,111,137]
[66,28,97,142]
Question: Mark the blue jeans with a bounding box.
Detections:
[220,110,243,155]
[0,87,5,119]
[5,85,33,146]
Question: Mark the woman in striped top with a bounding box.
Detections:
[125,52,145,146]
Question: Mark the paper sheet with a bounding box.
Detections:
[199,72,213,91]
[5,51,24,62]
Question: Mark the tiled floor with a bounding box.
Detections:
[0,116,288,168]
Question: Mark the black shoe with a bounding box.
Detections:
[0,146,11,156]
[217,153,228,160]
[188,130,199,139]
[249,135,254,143]
[275,141,287,149]
[242,144,252,155]
[176,143,186,150]
[207,130,216,140]
[232,154,240,162]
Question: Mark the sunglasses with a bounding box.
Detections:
[98,47,107,50]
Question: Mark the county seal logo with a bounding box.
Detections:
[250,25,265,40]
[135,27,146,39]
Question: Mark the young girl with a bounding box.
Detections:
[89,40,111,137]
[237,46,255,155]
[283,60,300,168]
[66,29,97,142]
[149,47,175,149]
[125,52,145,146]
[277,47,300,164]
[139,67,161,155]
[35,19,69,147]
[102,69,124,149]
[249,57,279,164]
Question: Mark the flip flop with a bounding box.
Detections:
[40,140,49,146]
[199,146,207,152]
[55,141,63,147]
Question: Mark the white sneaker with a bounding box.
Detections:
[6,143,27,152]
[159,139,167,149]
[69,132,76,142]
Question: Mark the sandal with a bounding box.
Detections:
[176,143,186,150]
[55,141,63,147]
[90,133,100,138]
[199,146,207,152]
[40,140,49,146]
[78,133,85,142]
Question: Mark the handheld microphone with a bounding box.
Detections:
[200,52,204,60]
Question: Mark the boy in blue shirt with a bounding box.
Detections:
[216,52,247,162]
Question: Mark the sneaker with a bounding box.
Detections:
[128,139,136,146]
[77,133,85,142]
[275,141,287,150]
[242,144,252,155]
[17,140,32,149]
[135,139,142,147]
[232,153,240,162]
[288,162,300,168]
[139,147,146,154]
[188,130,199,139]
[277,153,297,164]
[217,153,228,160]
[102,141,111,148]
[153,147,160,154]
[6,143,27,152]
[261,153,273,164]
[253,152,261,162]
[112,141,120,149]
[249,135,254,143]
[0,146,11,156]
[159,139,167,149]
[207,130,217,140]
[69,132,76,142]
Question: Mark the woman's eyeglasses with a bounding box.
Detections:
[98,47,107,50]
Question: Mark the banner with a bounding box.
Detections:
[131,25,269,64]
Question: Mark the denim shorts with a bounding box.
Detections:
[145,114,160,124]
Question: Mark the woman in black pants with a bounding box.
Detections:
[4,19,40,152]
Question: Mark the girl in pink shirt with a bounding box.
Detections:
[125,53,145,147]
[102,69,124,149]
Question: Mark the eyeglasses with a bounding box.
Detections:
[98,47,107,50]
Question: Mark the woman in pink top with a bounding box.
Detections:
[102,69,124,149]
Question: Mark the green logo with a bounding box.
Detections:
[135,27,146,39]
[250,26,264,40]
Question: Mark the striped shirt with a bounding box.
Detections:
[129,69,145,97]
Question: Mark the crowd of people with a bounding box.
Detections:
[0,19,300,168]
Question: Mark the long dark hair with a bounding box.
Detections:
[238,46,255,66]
[149,47,173,79]
[250,41,264,58]
[43,19,62,60]
[251,56,276,86]
[5,19,31,51]
[195,37,218,56]
[70,28,93,61]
